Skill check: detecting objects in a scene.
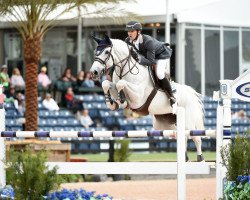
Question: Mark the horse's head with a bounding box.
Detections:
[90,34,113,80]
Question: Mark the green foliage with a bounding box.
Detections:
[6,148,60,200]
[58,174,84,183]
[114,140,131,162]
[220,132,250,181]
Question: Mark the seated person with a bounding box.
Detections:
[14,92,25,116]
[83,72,95,88]
[79,109,94,128]
[10,67,25,91]
[232,109,248,120]
[61,67,77,83]
[76,70,85,87]
[38,66,51,90]
[5,85,16,103]
[0,65,10,92]
[42,93,59,111]
[64,87,83,113]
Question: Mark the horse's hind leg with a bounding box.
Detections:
[191,136,204,162]
[102,80,119,111]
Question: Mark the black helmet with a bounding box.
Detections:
[125,21,142,31]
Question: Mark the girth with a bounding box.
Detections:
[131,87,158,116]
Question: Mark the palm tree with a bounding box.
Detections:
[0,0,130,130]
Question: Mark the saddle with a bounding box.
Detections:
[131,65,175,118]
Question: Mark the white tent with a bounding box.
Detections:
[176,0,250,27]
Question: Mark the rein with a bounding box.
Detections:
[94,43,139,79]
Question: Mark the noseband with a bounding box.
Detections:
[94,44,138,79]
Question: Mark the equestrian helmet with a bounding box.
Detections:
[125,21,142,31]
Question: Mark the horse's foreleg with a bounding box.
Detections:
[102,80,119,111]
[115,80,128,109]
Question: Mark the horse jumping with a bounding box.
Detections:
[90,35,205,161]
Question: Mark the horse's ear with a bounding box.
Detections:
[104,34,112,45]
[91,34,101,44]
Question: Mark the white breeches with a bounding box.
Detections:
[156,59,167,80]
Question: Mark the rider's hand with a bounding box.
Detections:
[130,48,139,62]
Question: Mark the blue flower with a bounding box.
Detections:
[0,185,15,199]
[47,188,112,200]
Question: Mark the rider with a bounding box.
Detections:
[124,21,176,106]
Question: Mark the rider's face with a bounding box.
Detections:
[127,30,139,41]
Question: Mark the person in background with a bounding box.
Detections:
[76,70,85,87]
[14,92,25,116]
[10,67,25,91]
[83,71,95,88]
[0,65,10,92]
[42,93,59,111]
[232,109,249,120]
[79,108,94,128]
[61,67,77,83]
[38,66,52,90]
[64,87,83,113]
[5,85,16,103]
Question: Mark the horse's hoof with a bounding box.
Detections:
[197,154,205,162]
[120,101,128,109]
[185,152,189,162]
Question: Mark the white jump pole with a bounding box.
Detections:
[216,105,223,199]
[0,85,6,187]
[177,107,186,200]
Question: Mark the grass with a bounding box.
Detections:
[71,151,216,162]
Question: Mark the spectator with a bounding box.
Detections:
[64,87,83,113]
[232,109,248,120]
[5,85,16,103]
[79,109,94,128]
[38,66,52,89]
[10,67,25,91]
[0,65,10,92]
[14,92,25,116]
[83,71,95,88]
[61,68,77,83]
[42,93,59,111]
[76,70,85,87]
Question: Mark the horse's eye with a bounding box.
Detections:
[105,50,109,54]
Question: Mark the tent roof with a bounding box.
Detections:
[176,0,250,27]
[1,0,249,28]
[81,0,221,26]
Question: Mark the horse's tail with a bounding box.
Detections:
[175,83,204,130]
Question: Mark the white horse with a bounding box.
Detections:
[90,35,205,162]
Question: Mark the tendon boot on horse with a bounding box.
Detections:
[159,78,176,107]
[118,90,126,104]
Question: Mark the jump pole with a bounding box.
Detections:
[0,85,5,187]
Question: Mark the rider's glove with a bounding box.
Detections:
[130,48,139,62]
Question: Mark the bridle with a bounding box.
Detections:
[94,44,139,79]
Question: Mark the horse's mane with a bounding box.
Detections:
[110,39,130,58]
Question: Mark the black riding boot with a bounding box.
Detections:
[159,78,176,106]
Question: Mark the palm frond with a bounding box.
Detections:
[0,0,136,38]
